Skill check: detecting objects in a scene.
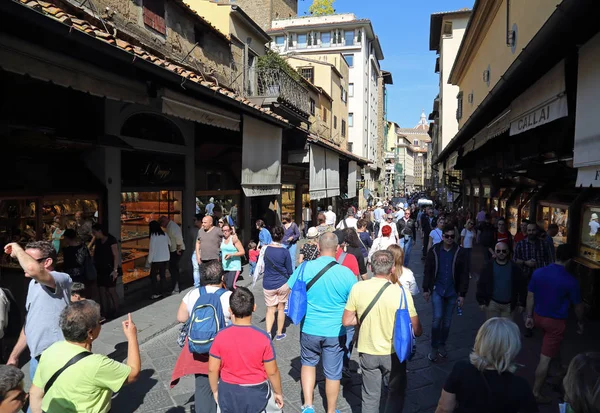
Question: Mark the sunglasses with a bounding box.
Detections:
[495,249,508,253]
[35,257,49,263]
[443,234,455,239]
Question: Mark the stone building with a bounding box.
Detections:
[231,0,298,31]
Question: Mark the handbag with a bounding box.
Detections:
[286,261,337,324]
[394,286,416,362]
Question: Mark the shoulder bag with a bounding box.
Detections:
[45,351,93,393]
[359,282,391,324]
[394,286,416,362]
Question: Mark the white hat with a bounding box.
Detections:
[592,213,599,220]
[306,227,319,239]
[209,197,214,202]
[376,201,383,207]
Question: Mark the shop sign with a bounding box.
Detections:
[122,152,185,187]
[576,166,600,187]
[242,184,281,197]
[510,96,568,136]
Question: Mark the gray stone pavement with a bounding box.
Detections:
[23,235,599,412]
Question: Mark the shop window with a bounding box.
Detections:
[581,205,600,264]
[143,0,166,35]
[538,204,569,248]
[121,113,185,145]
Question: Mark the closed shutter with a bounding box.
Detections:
[143,0,166,35]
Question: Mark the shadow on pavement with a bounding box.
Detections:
[111,369,158,412]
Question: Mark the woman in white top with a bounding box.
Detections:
[461,219,476,277]
[427,216,446,251]
[388,244,420,295]
[368,224,397,263]
[147,220,171,299]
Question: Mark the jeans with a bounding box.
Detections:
[399,237,413,266]
[286,244,297,271]
[359,352,407,413]
[422,234,430,257]
[343,326,355,369]
[169,251,181,291]
[431,290,457,349]
[303,221,311,238]
[195,374,217,413]
[150,261,167,295]
[192,252,200,287]
[249,261,257,277]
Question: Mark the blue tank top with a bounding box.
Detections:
[221,237,241,271]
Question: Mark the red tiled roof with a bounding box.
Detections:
[15,0,287,124]
[267,18,371,33]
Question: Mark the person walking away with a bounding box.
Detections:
[525,244,585,404]
[229,203,238,227]
[427,217,446,252]
[146,220,171,299]
[368,225,397,263]
[282,213,301,271]
[159,216,184,294]
[281,232,357,413]
[423,225,469,362]
[191,214,203,288]
[356,219,373,262]
[0,365,28,413]
[298,227,320,264]
[220,224,245,291]
[205,197,215,216]
[562,352,600,413]
[172,261,232,413]
[208,287,284,413]
[373,202,385,235]
[324,206,337,229]
[477,214,496,262]
[387,245,420,296]
[362,211,375,237]
[460,219,476,278]
[421,208,436,260]
[337,229,367,281]
[336,209,358,230]
[247,241,259,278]
[302,203,312,238]
[29,302,140,413]
[256,220,273,248]
[378,214,399,241]
[4,241,72,383]
[435,318,538,413]
[196,216,223,285]
[255,227,292,340]
[397,209,416,267]
[476,207,486,224]
[514,223,552,337]
[90,225,120,318]
[316,213,333,236]
[476,242,527,319]
[63,229,98,302]
[343,250,422,413]
[544,223,559,263]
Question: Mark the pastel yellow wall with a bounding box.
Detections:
[456,0,561,128]
[186,0,230,36]
[386,122,397,153]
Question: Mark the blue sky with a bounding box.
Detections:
[298,0,473,128]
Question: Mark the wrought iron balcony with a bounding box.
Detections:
[244,67,311,117]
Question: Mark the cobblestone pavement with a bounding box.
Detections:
[31,236,598,413]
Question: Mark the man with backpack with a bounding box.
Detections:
[172,261,231,413]
[343,250,422,413]
[283,232,357,413]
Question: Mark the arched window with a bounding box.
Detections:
[121,113,185,145]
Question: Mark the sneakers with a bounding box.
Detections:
[150,294,162,300]
[301,406,315,413]
[275,333,286,341]
[427,351,438,362]
[438,345,448,358]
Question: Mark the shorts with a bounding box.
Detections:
[263,287,289,307]
[534,313,567,358]
[300,332,346,380]
[96,270,117,288]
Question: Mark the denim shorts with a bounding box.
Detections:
[300,332,346,380]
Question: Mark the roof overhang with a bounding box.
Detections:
[228,5,272,44]
[307,134,370,165]
[381,70,393,85]
[429,9,472,52]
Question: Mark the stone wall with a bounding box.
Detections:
[66,0,234,87]
[272,0,297,21]
[233,0,297,31]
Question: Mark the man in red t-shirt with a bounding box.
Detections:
[513,220,528,250]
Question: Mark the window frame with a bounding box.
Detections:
[348,113,353,127]
[275,35,285,46]
[309,98,316,116]
[344,30,355,46]
[348,83,354,97]
[456,91,464,120]
[442,21,453,37]
[321,31,331,46]
[300,67,314,84]
[334,115,337,129]
[343,54,354,68]
[297,33,308,49]
[341,119,346,137]
[143,0,166,35]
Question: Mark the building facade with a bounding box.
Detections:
[229,0,298,31]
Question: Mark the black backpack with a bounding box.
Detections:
[478,223,496,249]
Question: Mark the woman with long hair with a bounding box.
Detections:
[316,212,332,236]
[281,213,301,271]
[341,228,368,280]
[90,224,120,318]
[220,224,245,291]
[387,244,419,295]
[255,226,292,340]
[562,352,600,413]
[147,220,171,299]
[435,318,538,413]
[368,224,397,263]
[256,219,272,248]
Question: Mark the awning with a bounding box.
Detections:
[509,60,568,136]
[574,32,600,187]
[309,145,340,200]
[241,115,283,196]
[447,151,459,170]
[0,33,149,105]
[162,90,241,131]
[462,109,510,156]
[348,161,358,199]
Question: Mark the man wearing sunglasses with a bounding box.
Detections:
[422,225,469,362]
[476,242,527,320]
[3,241,72,387]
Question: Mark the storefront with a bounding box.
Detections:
[281,166,309,224]
[537,199,570,248]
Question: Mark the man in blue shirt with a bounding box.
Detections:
[423,225,469,362]
[283,232,357,413]
[526,244,584,404]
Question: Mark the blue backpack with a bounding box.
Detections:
[394,286,416,362]
[187,287,227,354]
[286,261,337,325]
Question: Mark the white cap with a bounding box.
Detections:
[376,201,383,207]
[592,213,599,220]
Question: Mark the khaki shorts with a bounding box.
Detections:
[263,287,290,307]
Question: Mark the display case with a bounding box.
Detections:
[195,190,241,223]
[580,204,600,264]
[538,202,569,248]
[282,184,296,218]
[120,191,181,284]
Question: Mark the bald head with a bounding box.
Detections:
[319,232,339,256]
[494,241,509,262]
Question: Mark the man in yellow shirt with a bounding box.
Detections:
[343,250,422,413]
